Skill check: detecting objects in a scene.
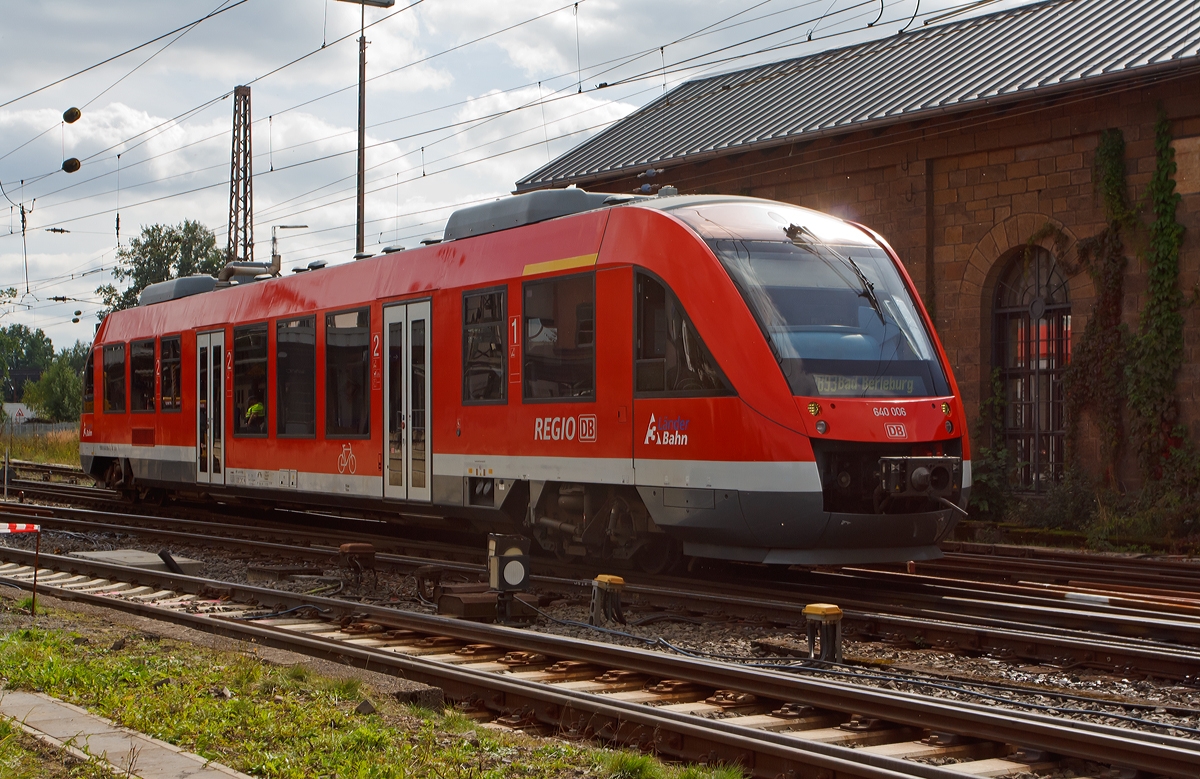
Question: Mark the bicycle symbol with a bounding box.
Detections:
[337,444,357,474]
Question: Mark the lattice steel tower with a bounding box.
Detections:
[226,85,253,263]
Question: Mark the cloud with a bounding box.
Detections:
[0,0,1037,344]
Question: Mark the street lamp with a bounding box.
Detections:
[337,0,395,255]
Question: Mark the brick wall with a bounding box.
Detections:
[574,70,1200,487]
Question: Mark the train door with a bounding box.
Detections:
[383,301,431,502]
[196,331,225,484]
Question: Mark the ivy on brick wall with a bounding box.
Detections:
[978,115,1193,525]
[1060,128,1131,484]
[1127,111,1194,496]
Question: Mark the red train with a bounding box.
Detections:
[80,190,970,570]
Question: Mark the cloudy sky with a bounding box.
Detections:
[0,0,1034,349]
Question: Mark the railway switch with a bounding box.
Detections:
[803,602,843,662]
[589,575,626,626]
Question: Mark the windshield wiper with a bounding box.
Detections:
[786,223,885,324]
[845,255,885,325]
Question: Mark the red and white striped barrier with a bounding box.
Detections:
[0,523,40,534]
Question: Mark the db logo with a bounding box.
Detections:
[577,414,597,442]
[885,423,908,439]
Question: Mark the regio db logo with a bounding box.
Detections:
[644,414,690,446]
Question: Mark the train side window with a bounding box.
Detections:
[277,317,316,437]
[83,350,95,414]
[635,272,732,396]
[463,288,506,403]
[523,273,594,401]
[130,339,156,412]
[160,336,182,412]
[102,344,126,413]
[233,323,269,437]
[325,308,370,438]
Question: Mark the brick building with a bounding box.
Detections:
[517,0,1200,492]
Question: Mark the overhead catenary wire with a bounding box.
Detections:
[3,0,1037,310]
[8,0,872,217]
[9,0,884,233]
[0,0,252,113]
[1,0,428,190]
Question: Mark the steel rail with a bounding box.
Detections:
[2,546,1199,778]
[9,505,1200,681]
[0,559,937,779]
[921,552,1200,594]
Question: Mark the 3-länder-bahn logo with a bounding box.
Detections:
[645,414,690,446]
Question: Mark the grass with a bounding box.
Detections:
[2,428,80,468]
[0,603,744,779]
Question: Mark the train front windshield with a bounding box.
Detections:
[671,201,950,398]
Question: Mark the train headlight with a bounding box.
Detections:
[807,402,821,416]
[944,420,954,433]
[941,402,951,415]
[815,420,828,434]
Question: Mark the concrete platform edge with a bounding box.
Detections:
[0,689,252,778]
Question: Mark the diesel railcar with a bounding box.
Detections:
[80,190,970,570]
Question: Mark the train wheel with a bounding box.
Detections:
[633,537,681,575]
[101,460,122,490]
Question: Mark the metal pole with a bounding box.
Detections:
[31,530,40,617]
[355,5,367,255]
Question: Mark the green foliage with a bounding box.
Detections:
[1015,473,1098,531]
[96,220,223,318]
[22,346,86,422]
[58,340,91,376]
[0,323,55,402]
[600,752,661,779]
[967,368,1013,517]
[1061,128,1130,482]
[1127,110,1193,494]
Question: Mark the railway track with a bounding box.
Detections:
[930,542,1200,593]
[3,545,1198,779]
[7,501,1200,684]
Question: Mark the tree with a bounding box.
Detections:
[97,220,224,317]
[0,323,55,401]
[59,340,92,376]
[22,349,83,422]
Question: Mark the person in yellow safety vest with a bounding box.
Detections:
[244,396,265,428]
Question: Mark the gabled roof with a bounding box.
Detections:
[516,0,1200,192]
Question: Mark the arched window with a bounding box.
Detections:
[993,247,1071,493]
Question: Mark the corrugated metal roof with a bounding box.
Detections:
[516,0,1200,191]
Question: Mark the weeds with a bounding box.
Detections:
[595,751,744,779]
[1,428,79,468]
